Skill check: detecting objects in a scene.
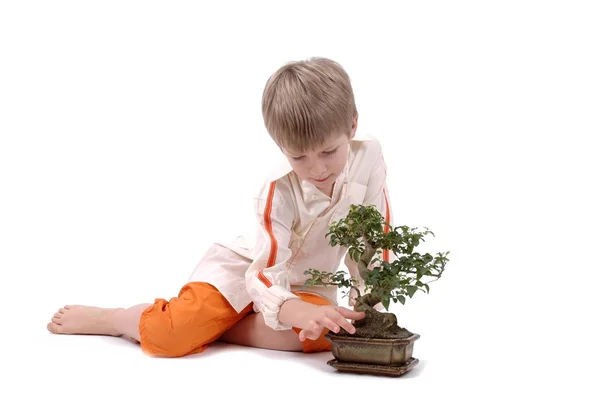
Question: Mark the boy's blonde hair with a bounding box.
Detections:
[262,57,357,153]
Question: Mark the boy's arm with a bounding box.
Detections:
[244,179,302,331]
[278,298,364,341]
[245,179,366,334]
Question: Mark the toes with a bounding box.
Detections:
[47,322,63,334]
[52,316,62,325]
[59,308,66,314]
[54,312,62,319]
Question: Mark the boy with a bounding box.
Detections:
[47,57,394,357]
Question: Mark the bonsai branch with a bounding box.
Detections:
[303,204,450,339]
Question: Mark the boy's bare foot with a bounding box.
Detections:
[47,305,124,336]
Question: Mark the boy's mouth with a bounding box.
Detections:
[313,175,331,183]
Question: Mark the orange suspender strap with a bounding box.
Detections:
[383,187,390,262]
[257,181,278,287]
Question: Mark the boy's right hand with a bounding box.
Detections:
[296,305,366,342]
[278,298,366,341]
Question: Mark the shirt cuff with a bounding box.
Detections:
[254,285,301,330]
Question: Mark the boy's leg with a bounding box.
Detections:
[219,311,304,351]
[47,303,150,342]
[219,291,333,353]
[136,282,253,357]
[48,282,253,357]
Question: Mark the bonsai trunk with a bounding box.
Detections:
[334,241,412,339]
[332,293,412,339]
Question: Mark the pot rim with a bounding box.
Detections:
[325,332,420,344]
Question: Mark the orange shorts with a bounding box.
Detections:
[138,282,332,357]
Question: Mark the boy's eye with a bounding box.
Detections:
[290,147,337,160]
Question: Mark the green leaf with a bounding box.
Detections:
[407,285,418,298]
[382,296,390,310]
[314,204,449,307]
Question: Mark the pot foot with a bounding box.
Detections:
[327,357,419,377]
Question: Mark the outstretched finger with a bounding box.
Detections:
[336,306,366,320]
[327,309,358,334]
[318,316,342,334]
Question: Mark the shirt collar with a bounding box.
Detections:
[265,134,373,183]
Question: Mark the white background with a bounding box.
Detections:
[1,1,599,398]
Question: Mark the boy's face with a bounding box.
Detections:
[282,116,358,196]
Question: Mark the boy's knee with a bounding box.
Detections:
[138,282,241,357]
[138,297,212,357]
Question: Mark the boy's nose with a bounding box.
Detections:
[309,161,327,177]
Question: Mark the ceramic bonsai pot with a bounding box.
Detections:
[325,332,420,377]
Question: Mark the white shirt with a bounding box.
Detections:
[188,134,394,330]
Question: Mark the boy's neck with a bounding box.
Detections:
[319,183,334,198]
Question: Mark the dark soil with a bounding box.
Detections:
[333,293,414,339]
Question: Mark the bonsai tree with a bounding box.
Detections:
[303,204,449,339]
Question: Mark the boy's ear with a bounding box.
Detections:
[350,112,359,139]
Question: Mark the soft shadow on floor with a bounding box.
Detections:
[45,332,426,380]
[199,341,427,379]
